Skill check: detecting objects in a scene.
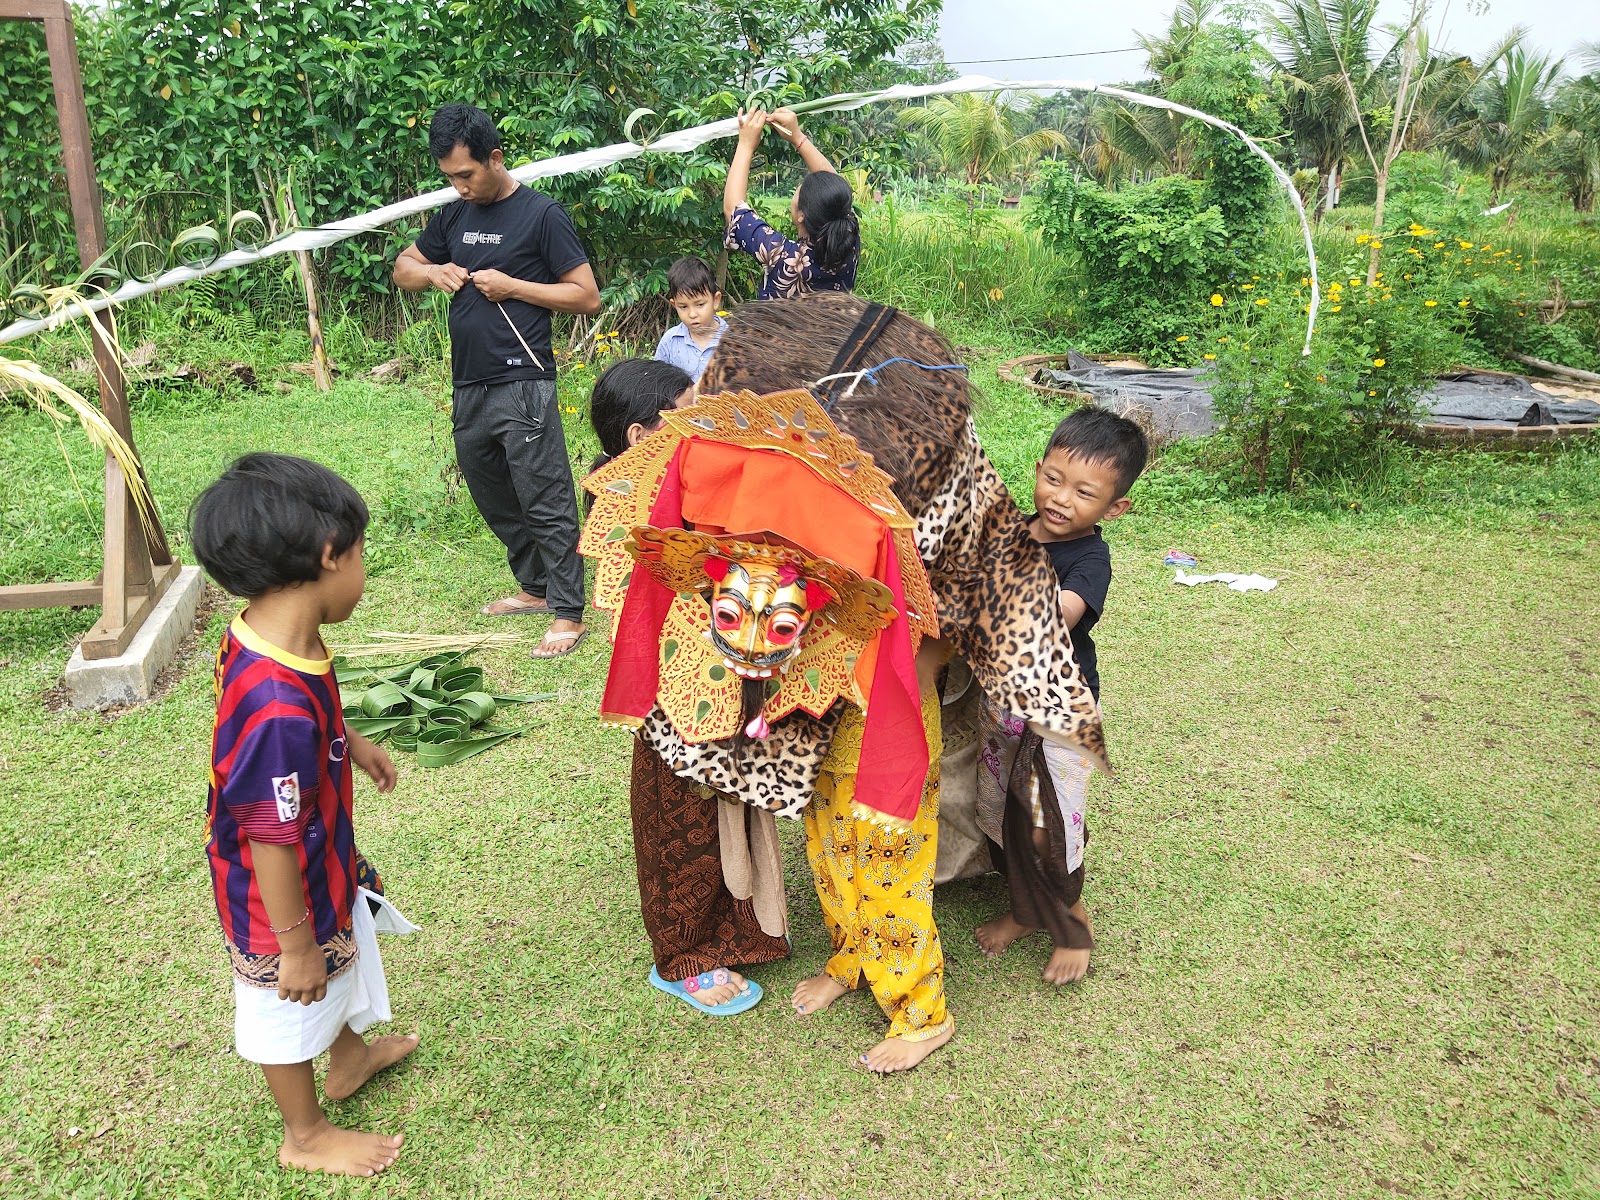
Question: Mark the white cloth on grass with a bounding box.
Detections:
[233,887,414,1065]
[1173,569,1279,592]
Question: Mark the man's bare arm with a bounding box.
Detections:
[469,261,602,315]
[394,243,468,294]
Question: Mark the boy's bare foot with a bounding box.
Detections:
[792,973,850,1015]
[1043,902,1095,985]
[975,911,1033,958]
[278,1122,403,1177]
[859,1022,955,1074]
[324,1034,419,1101]
[1043,947,1091,984]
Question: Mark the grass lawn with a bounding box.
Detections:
[1,342,1598,1199]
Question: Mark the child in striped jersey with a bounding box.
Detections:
[192,453,416,1178]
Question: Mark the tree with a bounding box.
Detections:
[896,92,1069,193]
[1454,43,1565,200]
[1270,0,1390,212]
[1543,45,1600,212]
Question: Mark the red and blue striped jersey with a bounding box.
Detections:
[206,615,357,954]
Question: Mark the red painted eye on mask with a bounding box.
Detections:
[713,598,743,631]
[766,613,803,645]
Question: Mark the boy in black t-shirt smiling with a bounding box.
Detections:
[973,406,1149,985]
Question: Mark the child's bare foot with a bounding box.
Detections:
[975,911,1033,958]
[1043,901,1095,985]
[792,973,850,1015]
[859,1022,954,1073]
[324,1034,419,1101]
[1043,946,1090,984]
[278,1121,403,1177]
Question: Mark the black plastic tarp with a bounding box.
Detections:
[1033,351,1600,437]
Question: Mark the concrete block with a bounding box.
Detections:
[64,565,206,709]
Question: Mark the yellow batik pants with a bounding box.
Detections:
[804,689,952,1042]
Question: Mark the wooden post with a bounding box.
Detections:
[0,0,180,655]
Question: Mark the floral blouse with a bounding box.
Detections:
[723,203,857,301]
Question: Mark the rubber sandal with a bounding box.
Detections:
[480,595,552,616]
[529,628,589,659]
[648,965,762,1016]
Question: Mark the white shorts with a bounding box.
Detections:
[233,887,413,1065]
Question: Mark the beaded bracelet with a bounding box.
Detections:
[270,906,310,936]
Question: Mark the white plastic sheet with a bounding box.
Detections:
[0,75,1317,351]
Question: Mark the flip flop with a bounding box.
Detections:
[648,966,763,1016]
[529,628,589,659]
[480,595,552,616]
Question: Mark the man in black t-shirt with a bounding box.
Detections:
[395,104,602,657]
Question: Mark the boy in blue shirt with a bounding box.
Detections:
[652,256,725,384]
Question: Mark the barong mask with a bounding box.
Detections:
[580,389,933,773]
[705,555,820,679]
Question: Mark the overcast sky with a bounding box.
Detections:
[935,0,1600,86]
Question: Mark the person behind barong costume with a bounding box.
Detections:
[580,295,1110,1067]
[190,454,419,1178]
[975,407,1148,984]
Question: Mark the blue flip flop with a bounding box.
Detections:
[648,965,763,1016]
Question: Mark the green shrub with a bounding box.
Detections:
[1029,167,1236,362]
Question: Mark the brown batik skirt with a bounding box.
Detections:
[629,739,791,981]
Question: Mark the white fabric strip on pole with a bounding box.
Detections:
[0,75,1317,352]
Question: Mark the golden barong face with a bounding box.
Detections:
[707,560,814,679]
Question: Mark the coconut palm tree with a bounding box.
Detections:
[1270,0,1392,212]
[1454,44,1565,198]
[897,93,1070,193]
[1544,47,1600,211]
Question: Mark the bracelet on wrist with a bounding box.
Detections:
[270,906,311,936]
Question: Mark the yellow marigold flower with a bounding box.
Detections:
[608,330,620,337]
[1350,278,1361,286]
[1330,304,1343,312]
[716,309,729,317]
[988,287,1004,302]
[1176,335,1189,342]
[1217,336,1230,343]
[1403,273,1413,280]
[1373,358,1385,367]
[1371,239,1383,248]
[1368,389,1377,396]
[1241,283,1255,289]
[1210,293,1224,306]
[1458,240,1473,250]
[1424,299,1438,307]
[1255,298,1269,306]
[1252,274,1261,280]
[1434,241,1445,249]
[1203,353,1217,360]
[1458,298,1470,307]
[1357,233,1371,244]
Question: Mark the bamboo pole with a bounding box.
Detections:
[282,188,333,392]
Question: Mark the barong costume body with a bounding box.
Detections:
[580,297,1108,999]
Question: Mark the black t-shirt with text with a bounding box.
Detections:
[415,185,588,386]
[1036,524,1113,700]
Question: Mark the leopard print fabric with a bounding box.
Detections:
[639,705,843,820]
[676,295,1107,814]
